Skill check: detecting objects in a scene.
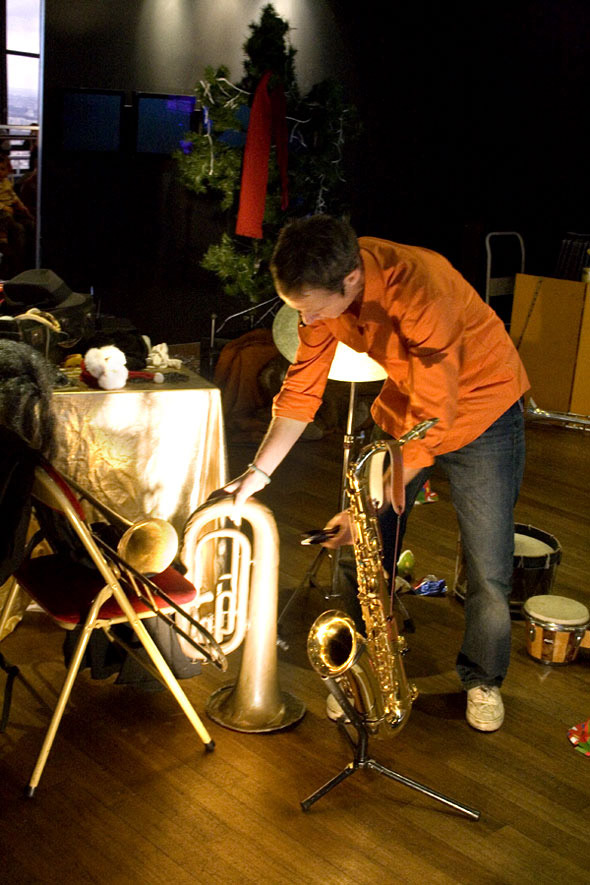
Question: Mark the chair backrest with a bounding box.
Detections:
[31,463,120,589]
[33,462,86,520]
[554,231,590,281]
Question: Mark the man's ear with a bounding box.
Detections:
[343,266,364,295]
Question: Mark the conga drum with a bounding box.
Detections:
[523,595,589,665]
[453,523,561,616]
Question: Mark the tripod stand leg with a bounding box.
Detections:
[277,547,333,642]
[301,761,357,812]
[366,759,480,820]
[302,707,480,819]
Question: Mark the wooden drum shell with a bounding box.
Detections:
[523,595,589,665]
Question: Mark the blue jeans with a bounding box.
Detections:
[377,400,525,689]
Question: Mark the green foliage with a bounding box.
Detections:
[175,4,359,303]
[174,66,247,210]
[289,79,360,219]
[242,4,298,99]
[202,233,275,302]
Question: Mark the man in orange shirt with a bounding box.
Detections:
[224,215,529,732]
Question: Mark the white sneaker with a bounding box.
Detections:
[326,693,351,723]
[466,685,504,732]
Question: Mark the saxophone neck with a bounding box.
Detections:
[349,418,439,481]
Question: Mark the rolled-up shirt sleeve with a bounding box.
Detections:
[272,320,338,422]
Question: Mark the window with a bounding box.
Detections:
[2,0,42,173]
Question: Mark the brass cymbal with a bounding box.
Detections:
[272,304,387,382]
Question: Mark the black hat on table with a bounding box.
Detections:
[2,269,89,315]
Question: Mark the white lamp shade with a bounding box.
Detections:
[272,304,387,383]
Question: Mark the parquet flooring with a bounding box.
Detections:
[1,419,589,884]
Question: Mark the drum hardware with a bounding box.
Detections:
[272,303,388,645]
[182,495,306,733]
[203,297,280,378]
[523,595,590,665]
[526,623,586,652]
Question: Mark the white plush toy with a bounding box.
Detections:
[82,345,164,390]
[83,345,129,390]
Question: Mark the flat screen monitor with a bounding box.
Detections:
[134,93,195,154]
[61,88,124,152]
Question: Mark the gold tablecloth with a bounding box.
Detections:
[53,371,227,538]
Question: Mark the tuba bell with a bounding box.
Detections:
[181,495,306,733]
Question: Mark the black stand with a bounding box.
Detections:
[301,680,480,820]
[277,382,365,642]
[0,652,20,733]
[0,651,53,734]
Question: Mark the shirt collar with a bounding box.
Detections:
[342,247,384,326]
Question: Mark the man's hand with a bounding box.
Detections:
[213,416,308,524]
[318,464,425,546]
[320,510,353,548]
[222,468,269,523]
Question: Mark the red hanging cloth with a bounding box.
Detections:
[235,71,289,239]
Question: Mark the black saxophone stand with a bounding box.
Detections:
[301,679,480,820]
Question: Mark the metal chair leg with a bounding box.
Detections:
[26,600,104,796]
[113,589,214,749]
[0,578,21,639]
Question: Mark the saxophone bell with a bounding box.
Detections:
[307,610,359,678]
[307,609,390,733]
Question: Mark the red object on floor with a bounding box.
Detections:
[568,719,590,756]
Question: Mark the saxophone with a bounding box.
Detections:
[307,419,438,735]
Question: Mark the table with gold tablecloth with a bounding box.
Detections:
[1,370,226,649]
[53,370,227,540]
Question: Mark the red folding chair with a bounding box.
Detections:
[0,461,226,796]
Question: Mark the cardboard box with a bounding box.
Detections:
[510,273,590,414]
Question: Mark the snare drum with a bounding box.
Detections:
[523,595,589,665]
[454,523,561,616]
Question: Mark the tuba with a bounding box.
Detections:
[181,496,306,733]
[307,420,438,735]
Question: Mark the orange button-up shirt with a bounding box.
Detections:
[272,237,530,468]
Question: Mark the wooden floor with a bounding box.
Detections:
[1,418,590,884]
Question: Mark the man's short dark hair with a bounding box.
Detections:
[270,215,360,293]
